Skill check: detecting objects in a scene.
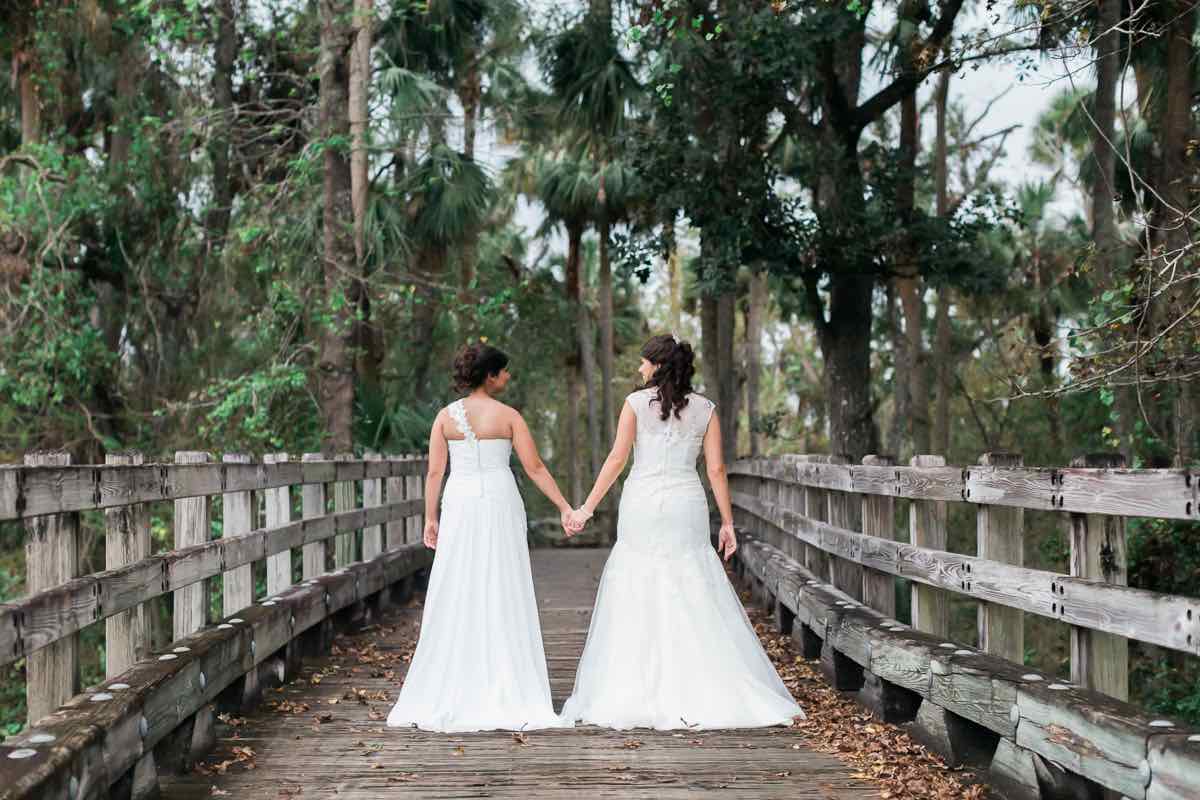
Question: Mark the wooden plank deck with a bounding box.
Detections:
[159,549,875,799]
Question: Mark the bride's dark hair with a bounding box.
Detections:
[641,334,696,420]
[453,342,509,391]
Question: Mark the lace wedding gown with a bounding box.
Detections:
[386,399,565,733]
[560,389,804,730]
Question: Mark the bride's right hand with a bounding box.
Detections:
[423,519,439,550]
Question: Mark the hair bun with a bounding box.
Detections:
[453,342,509,392]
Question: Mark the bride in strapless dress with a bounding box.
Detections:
[386,343,575,733]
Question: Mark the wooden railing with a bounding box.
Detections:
[0,450,431,800]
[728,453,1199,800]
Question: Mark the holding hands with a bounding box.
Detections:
[560,506,593,538]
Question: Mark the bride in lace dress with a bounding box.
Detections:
[560,334,804,730]
[387,343,574,733]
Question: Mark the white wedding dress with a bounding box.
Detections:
[560,388,804,730]
[386,399,565,733]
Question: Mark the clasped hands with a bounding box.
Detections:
[560,506,592,538]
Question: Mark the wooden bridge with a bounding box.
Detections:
[0,449,1198,798]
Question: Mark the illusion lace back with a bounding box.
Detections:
[386,399,565,733]
[560,388,804,730]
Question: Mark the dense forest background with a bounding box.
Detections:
[1,0,1198,737]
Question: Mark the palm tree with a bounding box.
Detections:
[542,12,642,446]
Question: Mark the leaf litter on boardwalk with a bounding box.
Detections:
[743,587,988,800]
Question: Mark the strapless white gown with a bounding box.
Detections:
[386,399,565,733]
[560,389,804,730]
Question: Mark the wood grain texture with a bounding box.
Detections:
[104,451,149,678]
[860,455,896,618]
[0,458,427,522]
[733,530,1200,800]
[0,498,422,667]
[334,453,357,568]
[301,453,328,580]
[727,460,1198,520]
[1,543,433,800]
[264,453,293,597]
[729,489,1200,656]
[155,549,875,800]
[174,452,212,642]
[221,453,255,619]
[23,451,79,725]
[361,452,383,561]
[976,452,1024,663]
[908,454,949,639]
[1069,452,1129,702]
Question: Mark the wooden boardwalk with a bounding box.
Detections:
[159,548,875,799]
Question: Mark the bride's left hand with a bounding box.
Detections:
[718,522,737,562]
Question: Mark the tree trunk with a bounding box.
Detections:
[1090,0,1119,280]
[1163,0,1196,466]
[17,36,40,147]
[318,0,356,452]
[579,281,602,477]
[566,223,585,502]
[350,0,371,268]
[746,270,766,456]
[205,0,237,263]
[349,0,381,397]
[109,39,143,169]
[717,288,738,460]
[457,54,481,298]
[598,220,615,447]
[700,292,719,399]
[887,283,909,457]
[819,273,879,460]
[666,218,683,333]
[409,246,446,400]
[931,66,953,458]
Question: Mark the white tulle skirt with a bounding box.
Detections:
[560,475,804,730]
[386,468,567,733]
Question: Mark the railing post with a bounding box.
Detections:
[1069,452,1129,701]
[779,455,803,563]
[105,450,150,677]
[405,455,423,544]
[909,454,948,636]
[24,450,79,723]
[861,454,896,616]
[174,450,212,640]
[827,454,863,600]
[385,454,405,550]
[362,452,383,560]
[265,452,293,595]
[977,451,1024,662]
[798,455,830,581]
[301,453,328,579]
[221,453,254,617]
[334,453,357,567]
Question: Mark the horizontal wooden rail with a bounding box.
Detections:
[731,490,1200,656]
[0,457,427,522]
[734,533,1199,800]
[0,542,432,800]
[729,458,1199,521]
[0,498,423,666]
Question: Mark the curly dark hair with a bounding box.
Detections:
[641,334,696,420]
[453,342,509,391]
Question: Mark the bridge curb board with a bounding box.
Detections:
[732,532,1200,800]
[0,542,432,800]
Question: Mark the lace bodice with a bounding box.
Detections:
[626,389,716,480]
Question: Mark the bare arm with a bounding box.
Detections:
[579,400,637,517]
[511,410,573,513]
[422,411,450,548]
[703,410,738,561]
